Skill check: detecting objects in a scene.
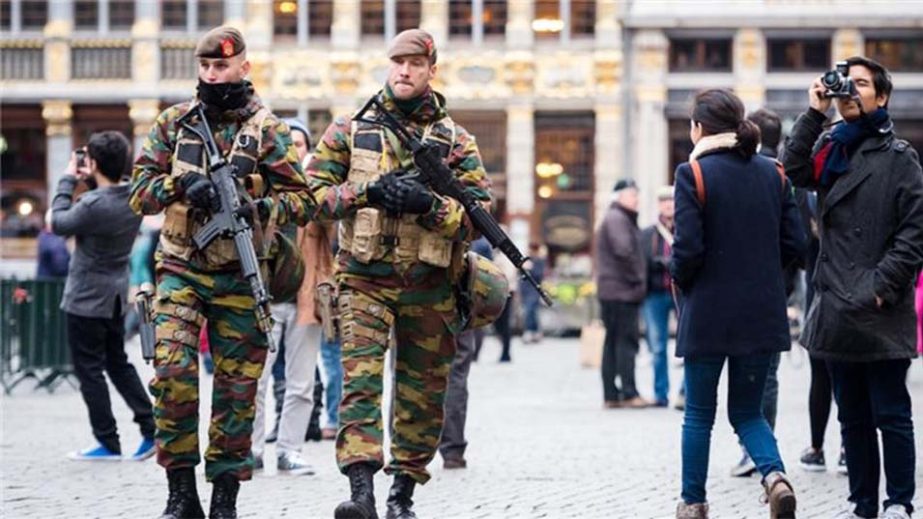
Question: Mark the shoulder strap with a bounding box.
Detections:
[690,159,706,207]
[774,159,786,191]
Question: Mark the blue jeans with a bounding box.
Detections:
[523,298,540,333]
[829,359,915,518]
[320,334,343,429]
[682,354,786,504]
[642,291,673,402]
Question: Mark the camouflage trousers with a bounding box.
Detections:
[336,261,459,484]
[150,262,268,481]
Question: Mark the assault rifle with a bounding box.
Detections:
[354,96,553,307]
[177,104,276,349]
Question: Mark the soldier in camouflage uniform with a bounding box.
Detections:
[130,27,315,519]
[306,29,491,519]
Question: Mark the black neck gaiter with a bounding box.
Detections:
[197,79,249,112]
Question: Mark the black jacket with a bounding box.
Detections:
[782,108,923,362]
[640,222,672,294]
[595,203,646,303]
[671,147,806,359]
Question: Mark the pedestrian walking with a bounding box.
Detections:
[438,330,478,469]
[130,26,315,519]
[596,178,649,409]
[251,118,330,476]
[305,29,492,519]
[671,89,806,519]
[640,185,675,408]
[521,243,546,344]
[53,131,155,463]
[782,56,923,519]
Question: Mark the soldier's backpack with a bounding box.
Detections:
[689,157,786,207]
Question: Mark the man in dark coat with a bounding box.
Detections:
[595,178,648,408]
[782,56,923,519]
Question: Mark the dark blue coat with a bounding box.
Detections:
[670,147,806,358]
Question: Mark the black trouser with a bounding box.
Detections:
[439,330,476,460]
[829,359,915,518]
[808,354,833,450]
[67,309,155,454]
[496,296,512,361]
[600,299,640,402]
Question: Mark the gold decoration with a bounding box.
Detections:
[129,99,162,137]
[45,41,69,82]
[133,41,157,83]
[330,60,360,94]
[504,59,535,95]
[42,100,73,137]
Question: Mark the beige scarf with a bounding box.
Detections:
[689,132,738,161]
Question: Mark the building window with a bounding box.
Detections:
[395,0,420,33]
[483,0,506,36]
[448,0,472,38]
[571,0,594,37]
[109,0,135,29]
[198,0,224,29]
[533,0,562,41]
[273,0,298,37]
[72,46,132,79]
[307,0,333,38]
[161,43,196,80]
[669,38,732,72]
[74,0,98,29]
[161,0,186,29]
[360,1,384,36]
[21,1,48,29]
[1,44,44,79]
[0,1,10,31]
[767,39,830,72]
[866,37,923,73]
[452,111,508,216]
[669,119,695,184]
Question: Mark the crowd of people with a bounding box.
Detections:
[42,21,923,519]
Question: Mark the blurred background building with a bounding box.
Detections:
[2,0,922,273]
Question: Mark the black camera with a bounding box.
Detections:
[821,61,856,99]
[75,148,87,169]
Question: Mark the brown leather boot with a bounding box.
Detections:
[676,502,709,519]
[762,471,796,518]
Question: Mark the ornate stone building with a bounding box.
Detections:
[2,0,922,264]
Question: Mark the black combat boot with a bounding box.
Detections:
[385,475,417,519]
[334,463,378,519]
[160,468,205,519]
[208,473,240,519]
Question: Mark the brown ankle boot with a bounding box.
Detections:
[762,472,796,518]
[676,502,709,519]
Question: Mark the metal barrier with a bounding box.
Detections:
[0,278,75,393]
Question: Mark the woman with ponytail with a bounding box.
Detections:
[670,89,806,519]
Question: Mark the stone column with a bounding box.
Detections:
[506,104,535,249]
[132,1,160,84]
[43,101,74,191]
[833,29,863,61]
[224,0,247,29]
[332,0,360,50]
[595,0,621,47]
[594,104,622,226]
[630,29,668,224]
[44,0,72,83]
[734,28,766,112]
[594,1,624,227]
[245,0,273,49]
[129,99,161,159]
[506,0,534,50]
[420,0,448,47]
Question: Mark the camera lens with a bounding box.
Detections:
[822,70,842,90]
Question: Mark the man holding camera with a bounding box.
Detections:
[130,26,314,519]
[307,28,491,519]
[53,131,155,463]
[782,56,923,519]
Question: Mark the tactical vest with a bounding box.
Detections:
[160,106,271,268]
[340,107,458,268]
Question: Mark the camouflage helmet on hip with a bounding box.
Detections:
[461,251,510,331]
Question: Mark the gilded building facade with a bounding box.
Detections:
[2,0,922,264]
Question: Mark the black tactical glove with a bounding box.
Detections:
[234,200,269,226]
[179,174,219,212]
[366,173,405,214]
[393,177,434,214]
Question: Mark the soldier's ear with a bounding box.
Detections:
[428,64,437,82]
[241,58,251,78]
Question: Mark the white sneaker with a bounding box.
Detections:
[881,505,911,519]
[277,451,315,476]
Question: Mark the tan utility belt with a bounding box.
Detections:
[339,207,454,268]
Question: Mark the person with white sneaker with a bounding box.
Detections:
[251,119,331,476]
[53,131,156,463]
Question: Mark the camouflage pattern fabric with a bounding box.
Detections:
[150,261,268,481]
[130,81,315,254]
[336,259,459,484]
[305,87,491,484]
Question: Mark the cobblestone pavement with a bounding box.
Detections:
[2,335,922,518]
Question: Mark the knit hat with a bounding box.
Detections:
[613,178,638,192]
[283,118,311,148]
[656,185,674,200]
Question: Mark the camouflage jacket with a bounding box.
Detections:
[130,85,315,234]
[306,86,491,245]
